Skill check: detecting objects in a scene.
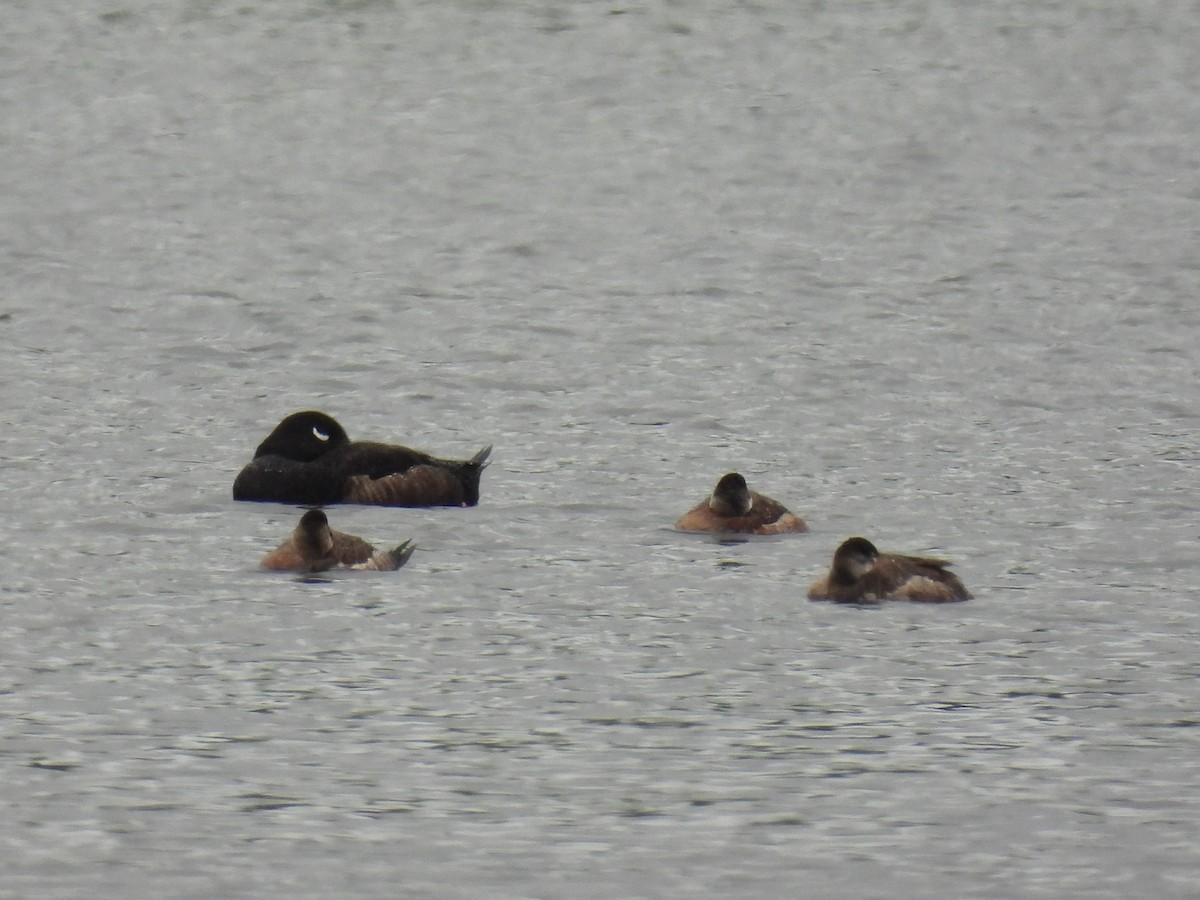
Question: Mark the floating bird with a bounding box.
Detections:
[260,509,415,573]
[808,536,970,603]
[234,410,491,507]
[675,472,808,535]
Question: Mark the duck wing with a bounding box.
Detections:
[328,528,377,566]
[340,443,492,507]
[872,553,970,602]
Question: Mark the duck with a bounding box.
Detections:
[233,410,491,507]
[808,536,971,603]
[674,472,808,535]
[260,509,416,573]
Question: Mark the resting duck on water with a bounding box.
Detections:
[233,410,491,507]
[260,509,415,573]
[808,537,971,603]
[675,472,808,536]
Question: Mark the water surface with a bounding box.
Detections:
[2,2,1199,897]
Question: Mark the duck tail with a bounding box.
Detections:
[457,444,492,506]
[386,539,416,571]
[359,539,416,571]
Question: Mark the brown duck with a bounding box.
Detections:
[808,537,971,603]
[260,509,416,573]
[675,472,808,536]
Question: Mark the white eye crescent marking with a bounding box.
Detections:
[313,427,329,442]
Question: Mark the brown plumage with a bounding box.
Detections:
[342,464,478,505]
[675,472,809,535]
[808,536,971,603]
[260,509,416,573]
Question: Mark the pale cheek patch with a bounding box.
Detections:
[848,560,874,579]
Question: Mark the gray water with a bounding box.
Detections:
[3,2,1199,897]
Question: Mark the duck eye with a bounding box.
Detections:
[312,427,329,442]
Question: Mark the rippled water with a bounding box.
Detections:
[3,2,1199,897]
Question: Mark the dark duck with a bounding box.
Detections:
[808,537,971,603]
[233,410,492,507]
